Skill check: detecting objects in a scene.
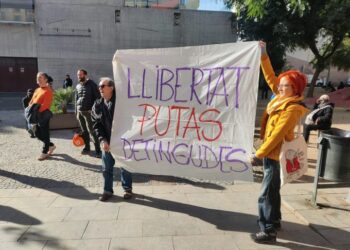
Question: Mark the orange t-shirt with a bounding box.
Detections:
[29,86,53,112]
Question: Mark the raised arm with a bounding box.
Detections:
[259,41,279,95]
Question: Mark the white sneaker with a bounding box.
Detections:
[38,153,49,161]
[48,145,56,155]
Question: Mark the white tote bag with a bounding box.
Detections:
[279,122,308,186]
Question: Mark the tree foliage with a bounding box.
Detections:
[331,37,350,71]
[226,0,350,97]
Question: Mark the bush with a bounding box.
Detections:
[51,87,74,114]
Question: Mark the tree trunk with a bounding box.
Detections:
[306,67,322,98]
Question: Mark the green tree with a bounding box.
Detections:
[331,37,350,71]
[231,3,291,74]
[226,0,350,97]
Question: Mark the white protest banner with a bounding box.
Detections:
[111,42,260,181]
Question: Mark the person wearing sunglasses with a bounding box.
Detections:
[92,77,133,202]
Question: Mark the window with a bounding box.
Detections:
[0,0,35,23]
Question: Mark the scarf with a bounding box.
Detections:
[266,95,301,115]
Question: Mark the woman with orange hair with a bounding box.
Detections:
[250,41,309,244]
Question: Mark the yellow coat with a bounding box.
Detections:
[256,55,309,161]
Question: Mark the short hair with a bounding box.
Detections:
[78,69,87,75]
[66,74,70,77]
[319,94,330,102]
[100,77,115,88]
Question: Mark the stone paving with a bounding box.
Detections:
[0,100,349,249]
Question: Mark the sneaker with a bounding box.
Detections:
[48,145,56,155]
[123,191,133,200]
[38,153,49,161]
[251,231,276,244]
[81,148,90,155]
[98,193,113,202]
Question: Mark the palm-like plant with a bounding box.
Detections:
[51,87,74,114]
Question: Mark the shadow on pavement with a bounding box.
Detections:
[49,153,226,190]
[0,169,99,200]
[49,153,101,173]
[128,194,342,249]
[0,205,41,225]
[4,226,66,249]
[117,167,227,190]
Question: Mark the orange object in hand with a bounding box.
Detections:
[72,133,85,147]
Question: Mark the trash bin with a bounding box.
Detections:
[318,128,350,182]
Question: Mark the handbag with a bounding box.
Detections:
[279,121,308,186]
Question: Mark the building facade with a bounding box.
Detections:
[0,0,236,92]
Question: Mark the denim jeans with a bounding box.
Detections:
[102,151,132,194]
[258,158,281,234]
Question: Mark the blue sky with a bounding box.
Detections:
[198,0,232,12]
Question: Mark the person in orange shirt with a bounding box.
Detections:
[30,72,56,160]
[250,41,308,244]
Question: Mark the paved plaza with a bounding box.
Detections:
[0,97,349,250]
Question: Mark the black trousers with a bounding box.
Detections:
[77,111,100,151]
[303,124,330,142]
[35,120,54,154]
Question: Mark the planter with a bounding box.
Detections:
[50,112,79,130]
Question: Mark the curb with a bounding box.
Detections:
[281,199,310,225]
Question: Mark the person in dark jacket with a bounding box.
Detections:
[92,77,133,202]
[75,69,102,157]
[22,88,34,109]
[303,94,334,142]
[63,74,73,88]
[22,88,35,137]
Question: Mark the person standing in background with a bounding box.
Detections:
[75,69,102,158]
[63,74,73,89]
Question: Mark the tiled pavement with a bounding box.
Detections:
[0,103,349,249]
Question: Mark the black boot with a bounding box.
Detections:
[81,132,90,154]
